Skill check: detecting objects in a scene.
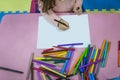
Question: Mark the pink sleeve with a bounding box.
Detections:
[38,0,62,27]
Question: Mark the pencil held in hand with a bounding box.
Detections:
[54,19,69,31]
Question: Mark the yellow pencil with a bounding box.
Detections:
[56,52,68,57]
[98,39,106,60]
[41,73,47,80]
[90,48,98,73]
[43,50,68,56]
[40,65,66,78]
[35,57,52,60]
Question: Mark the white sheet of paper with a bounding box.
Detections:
[37,14,91,49]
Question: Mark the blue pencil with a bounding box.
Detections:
[91,49,96,59]
[66,49,74,73]
[86,47,93,71]
[88,73,92,80]
[91,73,95,80]
[61,50,72,74]
[36,71,42,80]
[79,61,84,73]
[83,57,87,72]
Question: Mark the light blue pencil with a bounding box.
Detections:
[101,41,109,67]
[91,73,95,80]
[88,73,92,80]
[61,50,72,74]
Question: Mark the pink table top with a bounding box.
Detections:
[0,13,120,80]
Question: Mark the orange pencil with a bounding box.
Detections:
[88,59,93,72]
[108,41,111,53]
[98,39,106,60]
[118,41,120,67]
[67,53,82,75]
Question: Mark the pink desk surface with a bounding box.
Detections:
[0,13,120,80]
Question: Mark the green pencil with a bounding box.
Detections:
[73,47,87,75]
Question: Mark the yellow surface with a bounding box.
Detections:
[0,0,32,13]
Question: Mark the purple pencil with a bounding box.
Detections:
[36,63,61,72]
[36,71,42,80]
[48,66,61,72]
[58,43,83,46]
[32,60,56,67]
[79,58,103,69]
[86,47,93,71]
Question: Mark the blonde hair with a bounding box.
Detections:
[40,0,56,13]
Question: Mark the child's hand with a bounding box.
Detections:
[57,19,69,31]
[73,6,82,15]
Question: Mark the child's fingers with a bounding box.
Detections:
[77,7,82,15]
[58,19,69,31]
[73,7,82,15]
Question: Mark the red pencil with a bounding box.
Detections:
[118,41,120,67]
[53,46,75,51]
[43,48,54,52]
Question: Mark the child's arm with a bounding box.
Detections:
[73,0,83,15]
[38,0,69,31]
